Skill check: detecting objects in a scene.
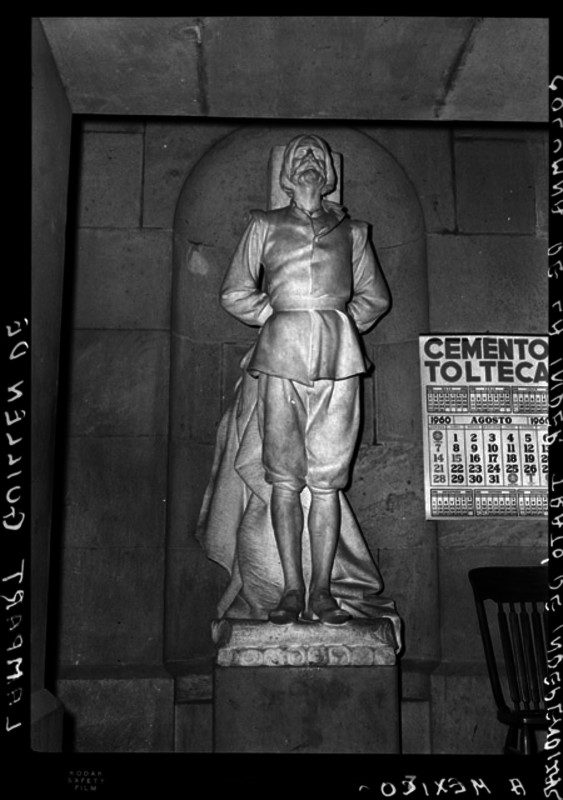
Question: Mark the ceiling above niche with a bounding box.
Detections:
[38,16,548,122]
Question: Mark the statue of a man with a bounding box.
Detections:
[219,134,390,625]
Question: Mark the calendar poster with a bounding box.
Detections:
[419,334,548,519]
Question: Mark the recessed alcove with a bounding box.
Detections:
[167,124,431,665]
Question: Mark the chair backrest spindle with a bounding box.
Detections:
[519,602,540,708]
[510,600,531,709]
[531,602,546,693]
[498,601,521,709]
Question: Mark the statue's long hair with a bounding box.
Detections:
[279,134,337,198]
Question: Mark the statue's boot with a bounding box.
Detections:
[268,589,305,624]
[301,588,351,626]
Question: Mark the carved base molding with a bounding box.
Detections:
[213,618,397,667]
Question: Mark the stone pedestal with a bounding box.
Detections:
[213,618,400,753]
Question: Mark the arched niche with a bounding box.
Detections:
[165,124,432,663]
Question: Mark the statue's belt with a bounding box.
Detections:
[272,297,346,312]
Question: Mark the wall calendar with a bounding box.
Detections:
[419,334,548,520]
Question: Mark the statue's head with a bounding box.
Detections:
[279,134,337,198]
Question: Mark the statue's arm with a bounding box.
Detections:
[220,211,274,327]
[347,221,390,333]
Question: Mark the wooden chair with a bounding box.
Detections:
[468,565,548,754]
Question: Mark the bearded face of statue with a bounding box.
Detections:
[279,134,336,199]
[289,137,328,189]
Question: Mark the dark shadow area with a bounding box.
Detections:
[60,707,77,752]
[44,113,83,698]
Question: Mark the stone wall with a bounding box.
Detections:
[55,120,235,749]
[55,119,547,753]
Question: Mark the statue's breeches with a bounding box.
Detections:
[257,373,360,492]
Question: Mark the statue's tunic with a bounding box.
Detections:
[220,201,389,386]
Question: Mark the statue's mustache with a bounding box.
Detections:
[292,158,326,179]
